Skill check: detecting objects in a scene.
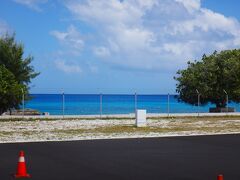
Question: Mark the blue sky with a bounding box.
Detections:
[0,0,240,94]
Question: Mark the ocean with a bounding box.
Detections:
[24,94,240,115]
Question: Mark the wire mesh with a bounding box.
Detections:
[16,91,240,115]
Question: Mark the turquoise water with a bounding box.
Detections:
[25,94,240,115]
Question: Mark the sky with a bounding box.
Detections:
[0,0,240,94]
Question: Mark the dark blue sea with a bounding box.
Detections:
[25,94,240,115]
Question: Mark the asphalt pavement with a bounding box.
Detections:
[0,134,240,180]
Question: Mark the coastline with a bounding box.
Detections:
[1,112,240,119]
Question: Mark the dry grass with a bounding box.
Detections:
[1,116,240,143]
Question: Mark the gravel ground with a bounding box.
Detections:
[0,118,240,143]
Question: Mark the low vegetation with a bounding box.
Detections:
[0,117,240,143]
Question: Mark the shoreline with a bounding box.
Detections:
[1,112,240,119]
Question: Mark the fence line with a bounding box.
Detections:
[16,91,240,116]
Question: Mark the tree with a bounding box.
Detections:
[174,49,240,108]
[0,34,39,114]
[0,65,24,114]
[0,34,39,84]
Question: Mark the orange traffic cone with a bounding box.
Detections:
[217,174,224,180]
[14,151,31,178]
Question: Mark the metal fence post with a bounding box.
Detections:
[223,89,228,115]
[135,92,137,113]
[100,93,102,119]
[62,91,65,118]
[21,88,24,119]
[167,93,170,117]
[227,94,229,114]
[196,89,200,117]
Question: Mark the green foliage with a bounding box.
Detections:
[0,34,39,114]
[174,49,240,108]
[0,34,39,84]
[0,65,25,114]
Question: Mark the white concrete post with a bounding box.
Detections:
[135,109,146,127]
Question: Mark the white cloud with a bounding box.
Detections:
[169,9,240,35]
[55,60,82,74]
[65,0,153,26]
[93,46,110,57]
[51,25,84,56]
[63,0,240,71]
[109,26,156,52]
[13,0,48,11]
[175,0,200,12]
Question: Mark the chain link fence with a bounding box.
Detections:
[14,92,240,117]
